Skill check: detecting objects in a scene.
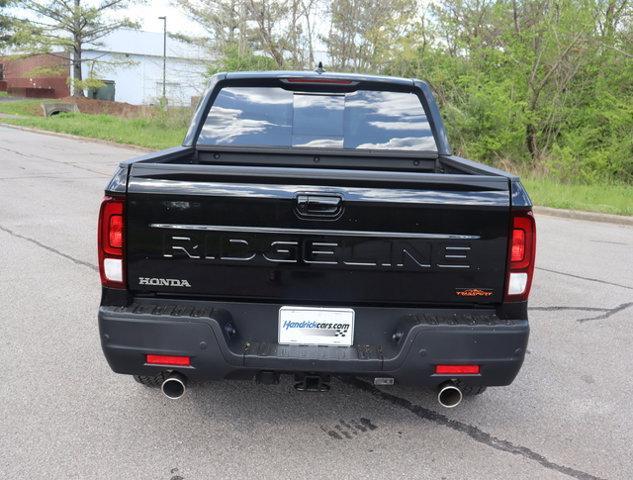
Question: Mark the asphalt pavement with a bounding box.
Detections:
[1,125,632,480]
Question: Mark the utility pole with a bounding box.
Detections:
[158,16,167,104]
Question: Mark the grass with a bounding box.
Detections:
[1,113,187,149]
[0,99,187,149]
[0,99,43,116]
[523,178,633,216]
[0,100,630,216]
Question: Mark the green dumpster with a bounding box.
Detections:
[87,80,115,101]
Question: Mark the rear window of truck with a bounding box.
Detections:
[198,87,437,152]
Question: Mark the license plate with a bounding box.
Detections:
[278,306,355,346]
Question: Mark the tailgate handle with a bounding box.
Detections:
[296,194,342,218]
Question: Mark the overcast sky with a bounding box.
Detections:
[9,0,208,37]
[124,1,207,36]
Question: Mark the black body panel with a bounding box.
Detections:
[99,299,528,387]
[125,164,510,305]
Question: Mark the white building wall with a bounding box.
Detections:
[81,50,209,106]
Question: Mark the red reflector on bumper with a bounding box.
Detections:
[146,354,190,366]
[435,364,480,375]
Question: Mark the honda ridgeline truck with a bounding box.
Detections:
[98,71,536,407]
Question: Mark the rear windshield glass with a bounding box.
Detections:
[198,87,437,152]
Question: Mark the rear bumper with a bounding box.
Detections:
[98,299,529,388]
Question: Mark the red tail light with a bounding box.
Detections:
[505,210,536,301]
[98,196,125,288]
[510,228,525,262]
[109,214,123,249]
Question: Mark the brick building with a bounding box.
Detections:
[0,53,70,98]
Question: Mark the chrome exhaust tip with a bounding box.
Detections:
[437,382,463,408]
[161,372,187,400]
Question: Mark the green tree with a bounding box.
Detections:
[207,42,278,74]
[14,0,140,96]
[323,0,417,71]
[177,0,318,69]
[1,0,18,47]
[388,0,633,182]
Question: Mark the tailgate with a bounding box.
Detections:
[125,164,510,305]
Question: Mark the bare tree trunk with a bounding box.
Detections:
[72,0,84,97]
[290,0,299,68]
[247,0,285,67]
[526,123,538,160]
[73,42,84,97]
[512,0,520,34]
[237,0,248,56]
[302,0,315,68]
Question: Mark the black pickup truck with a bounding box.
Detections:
[98,71,535,407]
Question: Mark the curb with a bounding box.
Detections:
[0,122,153,153]
[534,206,633,227]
